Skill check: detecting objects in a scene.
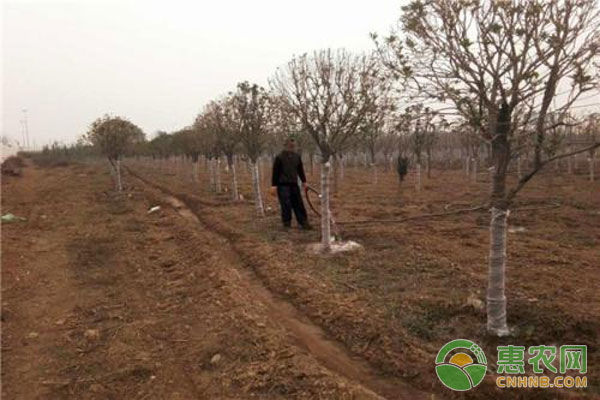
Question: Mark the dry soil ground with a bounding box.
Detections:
[1,156,598,400]
[2,159,421,399]
[126,156,599,400]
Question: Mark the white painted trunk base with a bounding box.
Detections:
[251,161,264,216]
[320,161,331,251]
[230,162,239,201]
[215,158,222,193]
[487,207,510,336]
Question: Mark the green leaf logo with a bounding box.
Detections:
[435,339,487,391]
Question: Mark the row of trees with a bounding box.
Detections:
[85,0,599,336]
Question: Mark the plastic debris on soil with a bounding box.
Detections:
[1,213,27,223]
[508,226,527,233]
[307,240,363,254]
[147,206,161,214]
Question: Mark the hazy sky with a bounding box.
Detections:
[2,0,404,147]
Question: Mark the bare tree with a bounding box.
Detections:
[404,104,437,191]
[271,49,382,251]
[87,115,144,191]
[232,81,271,216]
[375,0,600,335]
[170,128,203,182]
[193,114,221,192]
[360,76,395,184]
[203,98,241,200]
[379,128,399,172]
[584,114,599,181]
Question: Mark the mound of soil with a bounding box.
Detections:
[1,156,24,177]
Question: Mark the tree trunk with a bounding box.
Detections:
[215,158,222,193]
[567,155,573,174]
[109,160,116,189]
[332,156,339,194]
[487,207,510,336]
[228,156,239,201]
[472,157,478,183]
[209,158,215,191]
[115,159,123,192]
[517,156,522,179]
[192,160,199,182]
[251,160,264,216]
[320,161,332,251]
[487,102,511,337]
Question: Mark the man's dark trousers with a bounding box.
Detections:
[277,184,308,227]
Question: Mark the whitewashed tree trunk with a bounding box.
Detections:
[192,160,199,182]
[109,160,117,190]
[320,161,332,251]
[209,158,215,190]
[115,159,122,191]
[230,159,239,201]
[251,160,264,216]
[111,159,123,191]
[215,158,222,193]
[260,158,265,185]
[487,207,510,336]
[332,156,339,194]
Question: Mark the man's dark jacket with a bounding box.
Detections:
[271,151,306,186]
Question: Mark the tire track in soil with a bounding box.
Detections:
[128,168,429,400]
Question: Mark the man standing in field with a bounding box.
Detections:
[271,138,312,230]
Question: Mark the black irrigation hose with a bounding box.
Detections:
[338,205,487,226]
[304,186,322,217]
[304,185,343,239]
[304,183,562,228]
[338,202,561,227]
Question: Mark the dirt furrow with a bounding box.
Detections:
[2,162,386,399]
[128,167,427,400]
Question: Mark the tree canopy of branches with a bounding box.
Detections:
[232,81,271,215]
[87,115,145,191]
[271,49,388,250]
[202,97,242,200]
